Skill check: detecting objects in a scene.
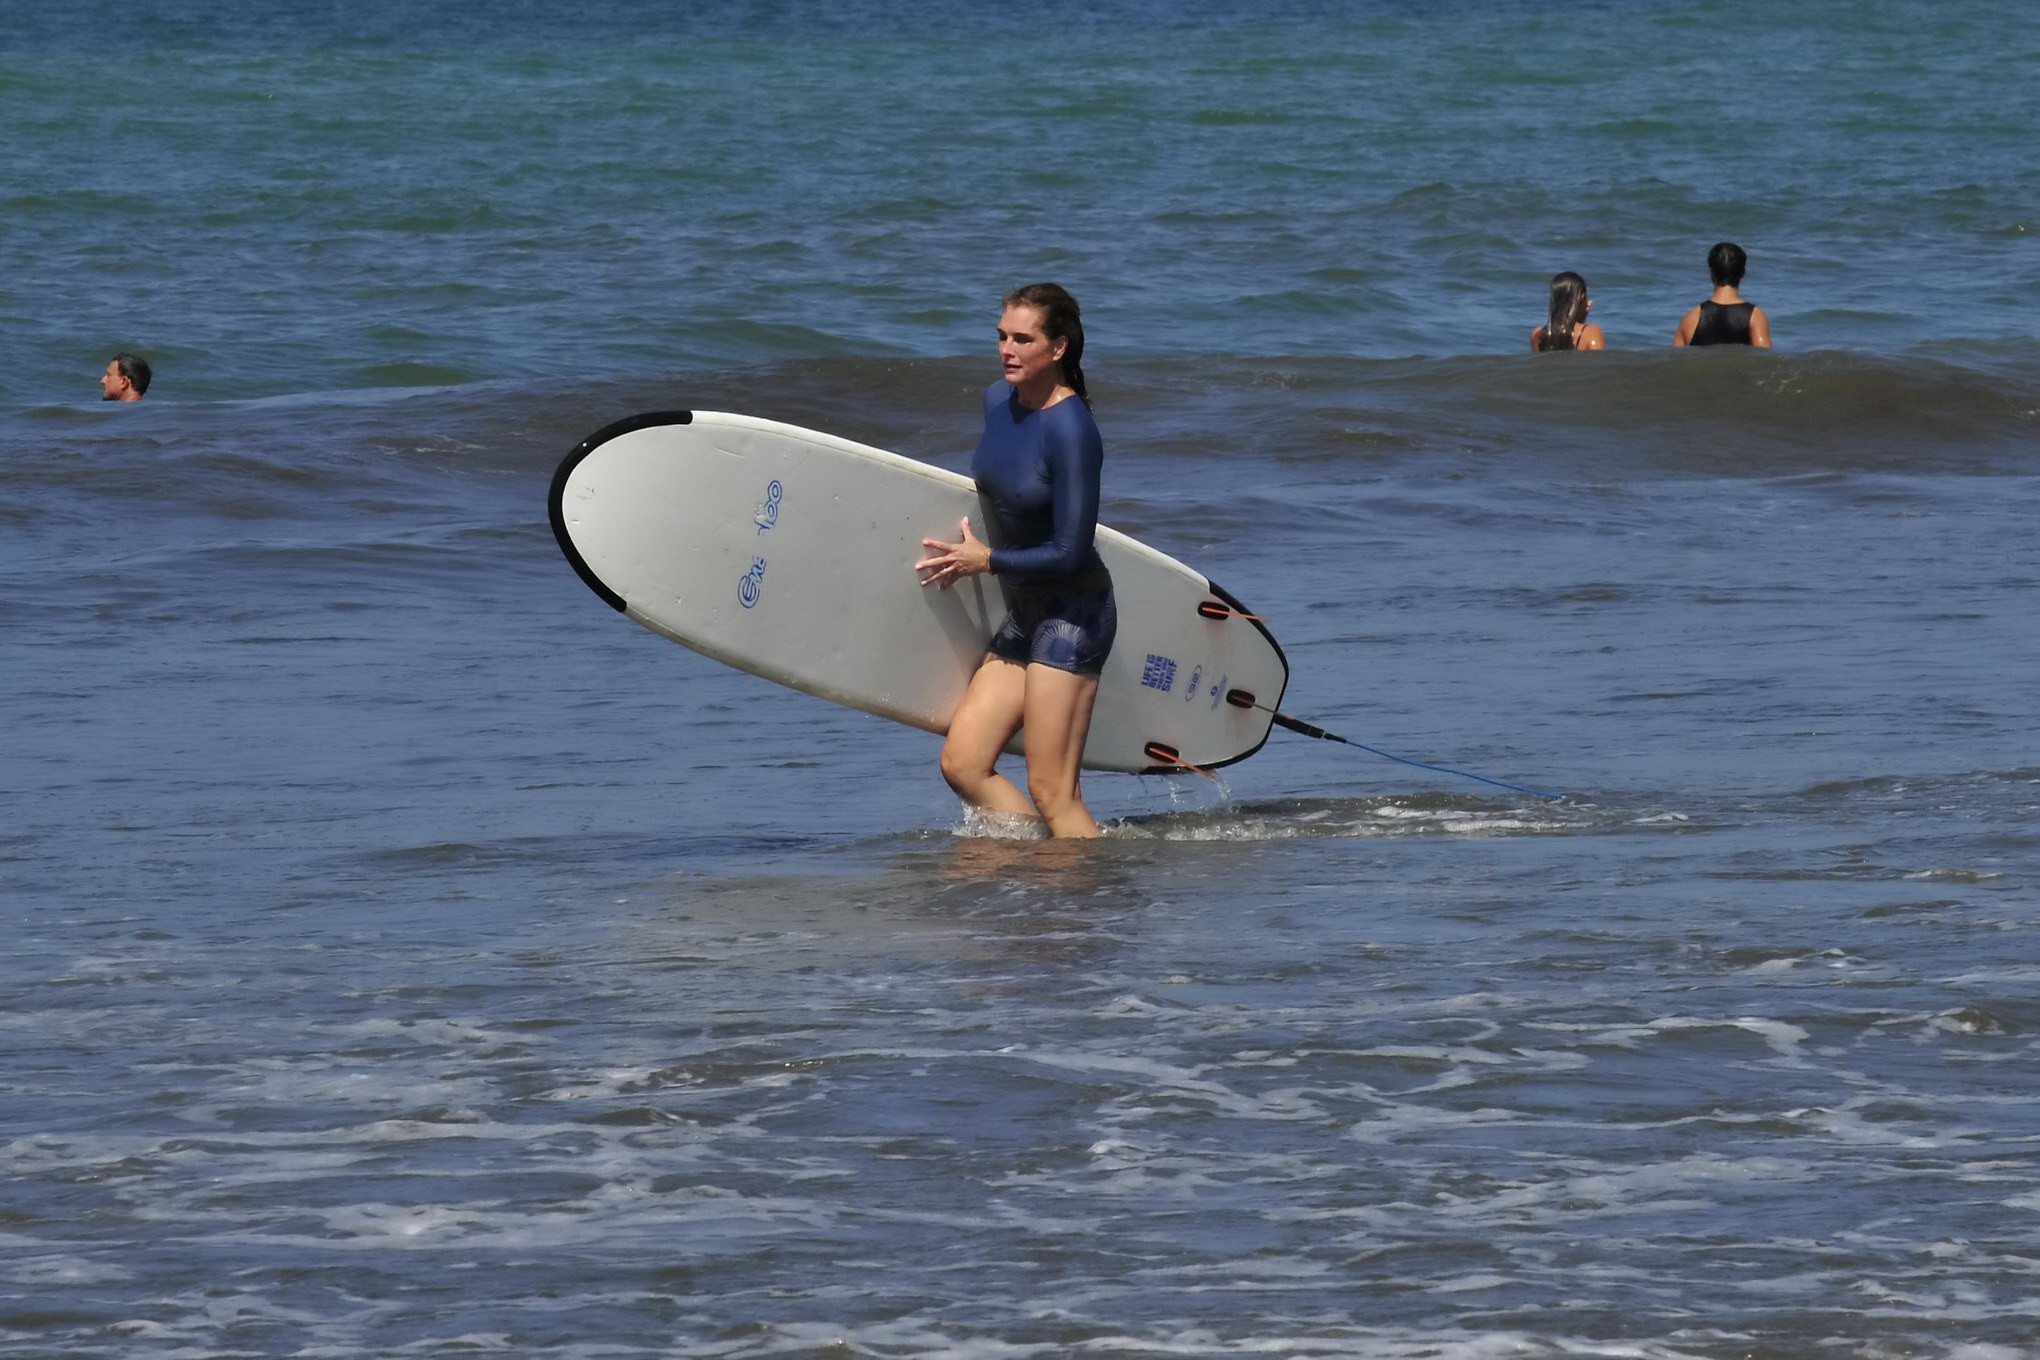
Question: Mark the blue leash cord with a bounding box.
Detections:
[1264,710,1566,801]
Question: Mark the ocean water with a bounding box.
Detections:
[3,3,2038,1357]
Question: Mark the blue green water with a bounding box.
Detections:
[3,4,2038,1357]
[7,0,2038,401]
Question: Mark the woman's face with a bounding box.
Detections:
[997,304,1065,389]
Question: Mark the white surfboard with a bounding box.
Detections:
[549,410,1288,774]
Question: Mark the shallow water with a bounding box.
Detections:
[8,356,2037,1356]
[5,3,2040,1357]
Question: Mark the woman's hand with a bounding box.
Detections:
[916,517,992,589]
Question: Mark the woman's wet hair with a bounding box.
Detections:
[1003,282,1088,404]
[1707,241,1747,287]
[1543,272,1588,352]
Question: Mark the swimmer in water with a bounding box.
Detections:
[1530,272,1605,352]
[100,352,151,401]
[916,282,1114,839]
[1674,242,1772,348]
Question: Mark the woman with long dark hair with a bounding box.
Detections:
[1531,271,1605,352]
[916,283,1114,838]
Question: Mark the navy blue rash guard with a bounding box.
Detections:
[969,381,1105,586]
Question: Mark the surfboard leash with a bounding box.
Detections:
[1222,691,1566,801]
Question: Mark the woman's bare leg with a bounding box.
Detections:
[1021,664,1103,838]
[939,655,1036,819]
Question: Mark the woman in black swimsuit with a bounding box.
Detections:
[1674,242,1772,348]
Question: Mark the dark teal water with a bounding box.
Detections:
[7,0,2038,400]
[3,4,2038,1358]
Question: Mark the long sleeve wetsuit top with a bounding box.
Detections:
[969,381,1106,588]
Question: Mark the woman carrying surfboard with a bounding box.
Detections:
[916,283,1115,838]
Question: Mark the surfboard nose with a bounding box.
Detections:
[551,411,699,612]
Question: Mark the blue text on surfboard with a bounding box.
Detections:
[739,557,767,608]
[1141,653,1177,692]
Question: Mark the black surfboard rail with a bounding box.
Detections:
[548,410,695,614]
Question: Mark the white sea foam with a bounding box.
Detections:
[1643,1015,1811,1061]
[956,807,1049,840]
[108,1319,187,1340]
[1013,1049,1328,1122]
[1,1253,131,1285]
[1902,867,2004,882]
[1787,1098,1974,1149]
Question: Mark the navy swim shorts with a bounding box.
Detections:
[988,576,1117,677]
